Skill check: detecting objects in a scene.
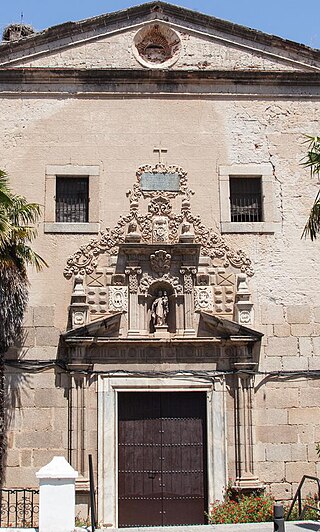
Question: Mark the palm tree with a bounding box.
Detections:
[0,171,12,244]
[0,171,47,481]
[302,136,320,240]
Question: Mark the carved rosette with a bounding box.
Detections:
[194,286,214,312]
[108,287,128,313]
[125,267,142,294]
[72,311,86,327]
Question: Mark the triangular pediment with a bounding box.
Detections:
[1,2,319,71]
[62,311,263,343]
[199,312,263,342]
[63,313,122,340]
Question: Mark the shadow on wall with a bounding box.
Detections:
[2,368,31,486]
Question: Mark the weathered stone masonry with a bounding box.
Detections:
[1,1,320,523]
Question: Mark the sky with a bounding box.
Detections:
[0,0,319,50]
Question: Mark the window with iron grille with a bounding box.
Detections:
[55,177,89,223]
[229,177,262,223]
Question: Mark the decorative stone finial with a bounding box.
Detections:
[235,274,254,326]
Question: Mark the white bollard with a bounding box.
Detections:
[36,456,78,532]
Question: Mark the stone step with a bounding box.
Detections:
[93,522,320,532]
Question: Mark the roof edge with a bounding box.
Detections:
[0,1,319,62]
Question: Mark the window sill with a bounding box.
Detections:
[221,222,280,234]
[44,222,100,234]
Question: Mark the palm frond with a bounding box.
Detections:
[301,136,320,176]
[302,190,320,240]
[0,170,47,356]
[0,211,11,242]
[7,196,42,226]
[14,244,48,272]
[0,171,12,207]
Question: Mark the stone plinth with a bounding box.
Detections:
[154,324,170,338]
[36,456,78,532]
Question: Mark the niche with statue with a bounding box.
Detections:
[148,281,176,334]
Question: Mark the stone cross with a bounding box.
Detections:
[153,145,167,163]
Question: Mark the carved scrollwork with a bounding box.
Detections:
[109,287,128,312]
[139,272,183,295]
[64,163,254,280]
[150,250,171,276]
[148,196,172,216]
[180,266,197,294]
[194,286,214,312]
[64,213,133,278]
[184,212,254,276]
[136,163,188,195]
[125,266,142,294]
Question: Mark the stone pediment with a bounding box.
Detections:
[63,312,122,340]
[199,312,263,342]
[62,310,262,366]
[63,312,262,343]
[0,2,319,72]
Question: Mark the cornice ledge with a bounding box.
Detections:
[0,68,320,86]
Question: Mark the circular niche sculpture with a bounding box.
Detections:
[133,23,181,68]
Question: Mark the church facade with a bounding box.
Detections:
[1,2,320,527]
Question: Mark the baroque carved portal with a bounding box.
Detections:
[65,162,255,334]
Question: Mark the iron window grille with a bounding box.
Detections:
[55,176,89,223]
[229,177,262,223]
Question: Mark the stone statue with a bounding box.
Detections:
[151,290,169,326]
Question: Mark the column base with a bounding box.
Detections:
[127,330,141,338]
[233,473,265,492]
[183,328,196,337]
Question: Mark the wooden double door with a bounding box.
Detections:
[118,392,208,527]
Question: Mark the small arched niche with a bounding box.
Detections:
[148,281,176,333]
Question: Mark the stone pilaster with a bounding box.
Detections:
[233,362,263,491]
[125,266,142,336]
[180,266,197,336]
[68,364,92,490]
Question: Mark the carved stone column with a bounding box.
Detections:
[68,364,92,490]
[233,362,263,491]
[125,266,142,336]
[180,266,196,336]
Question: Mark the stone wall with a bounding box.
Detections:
[5,369,68,487]
[0,12,319,506]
